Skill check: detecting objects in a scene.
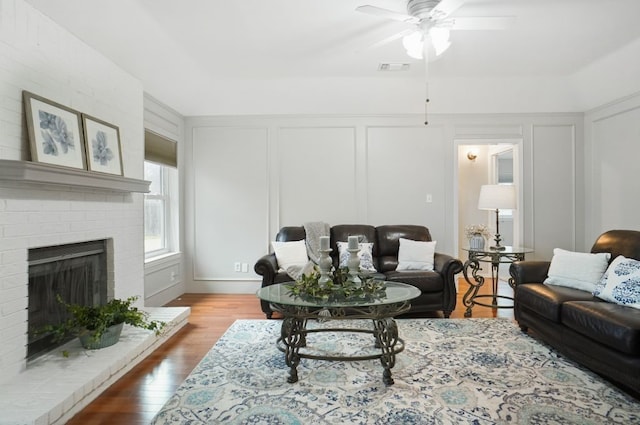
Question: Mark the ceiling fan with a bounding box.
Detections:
[356,0,514,59]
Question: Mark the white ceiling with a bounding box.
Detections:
[24,0,640,116]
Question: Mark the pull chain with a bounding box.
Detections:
[423,38,429,126]
[425,92,429,126]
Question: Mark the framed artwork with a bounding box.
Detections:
[81,114,124,176]
[23,91,87,170]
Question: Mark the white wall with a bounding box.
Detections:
[185,113,582,293]
[457,144,490,258]
[0,0,144,382]
[584,92,640,247]
[143,94,185,306]
[189,125,269,293]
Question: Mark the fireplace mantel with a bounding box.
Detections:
[0,160,150,193]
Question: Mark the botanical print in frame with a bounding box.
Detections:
[23,91,87,170]
[81,114,124,176]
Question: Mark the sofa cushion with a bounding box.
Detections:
[275,226,306,242]
[590,229,640,262]
[271,240,308,271]
[543,248,610,292]
[376,225,432,273]
[562,301,640,355]
[515,283,599,323]
[384,270,443,293]
[337,241,377,272]
[593,255,640,310]
[396,238,436,271]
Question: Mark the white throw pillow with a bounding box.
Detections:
[337,241,377,272]
[396,238,436,271]
[271,240,308,272]
[543,248,610,292]
[593,255,640,310]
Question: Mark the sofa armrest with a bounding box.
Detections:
[509,261,551,286]
[434,252,464,312]
[254,253,279,287]
[434,252,464,279]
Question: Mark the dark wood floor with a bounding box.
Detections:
[67,279,514,424]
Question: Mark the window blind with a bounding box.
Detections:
[145,130,177,167]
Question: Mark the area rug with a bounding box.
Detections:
[151,319,639,424]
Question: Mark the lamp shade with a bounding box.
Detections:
[478,184,516,210]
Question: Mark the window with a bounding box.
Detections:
[144,130,178,260]
[144,161,169,256]
[496,150,514,218]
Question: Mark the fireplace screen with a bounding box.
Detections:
[27,240,108,359]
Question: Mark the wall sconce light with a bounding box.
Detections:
[467,150,478,161]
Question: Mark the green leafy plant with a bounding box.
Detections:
[43,295,165,346]
[287,266,386,302]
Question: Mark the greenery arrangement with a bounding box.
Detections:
[43,295,165,351]
[287,266,386,302]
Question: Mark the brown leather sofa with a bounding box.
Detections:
[510,230,640,397]
[254,224,463,319]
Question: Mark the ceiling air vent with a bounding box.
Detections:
[378,63,410,72]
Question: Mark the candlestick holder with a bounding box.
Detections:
[318,248,333,287]
[347,247,361,286]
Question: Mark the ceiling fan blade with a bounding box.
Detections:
[366,27,416,50]
[356,5,419,23]
[430,0,465,20]
[447,17,516,30]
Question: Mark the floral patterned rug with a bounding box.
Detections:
[151,319,639,424]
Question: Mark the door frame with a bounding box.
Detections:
[453,138,524,274]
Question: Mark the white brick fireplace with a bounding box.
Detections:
[1,0,149,381]
[0,184,147,380]
[0,172,193,425]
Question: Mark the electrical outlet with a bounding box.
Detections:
[426,194,433,203]
[242,263,248,273]
[234,262,241,272]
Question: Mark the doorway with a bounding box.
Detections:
[455,139,523,280]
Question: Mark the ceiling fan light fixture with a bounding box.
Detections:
[402,30,424,59]
[378,63,411,71]
[429,27,451,56]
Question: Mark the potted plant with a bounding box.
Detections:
[43,295,165,351]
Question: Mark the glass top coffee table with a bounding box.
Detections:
[256,282,420,386]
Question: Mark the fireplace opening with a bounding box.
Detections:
[27,240,108,360]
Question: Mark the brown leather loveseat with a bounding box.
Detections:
[254,224,463,319]
[510,230,640,397]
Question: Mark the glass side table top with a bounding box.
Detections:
[256,281,421,308]
[462,246,533,255]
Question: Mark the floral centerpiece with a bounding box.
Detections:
[465,224,491,250]
[287,266,386,302]
[464,224,491,239]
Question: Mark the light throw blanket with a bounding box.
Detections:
[303,221,330,264]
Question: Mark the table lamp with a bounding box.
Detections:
[477,184,516,250]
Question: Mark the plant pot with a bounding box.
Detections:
[79,322,124,349]
[469,233,485,250]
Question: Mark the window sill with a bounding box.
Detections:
[145,252,181,272]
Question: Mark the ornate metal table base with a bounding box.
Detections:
[462,248,530,317]
[272,303,409,386]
